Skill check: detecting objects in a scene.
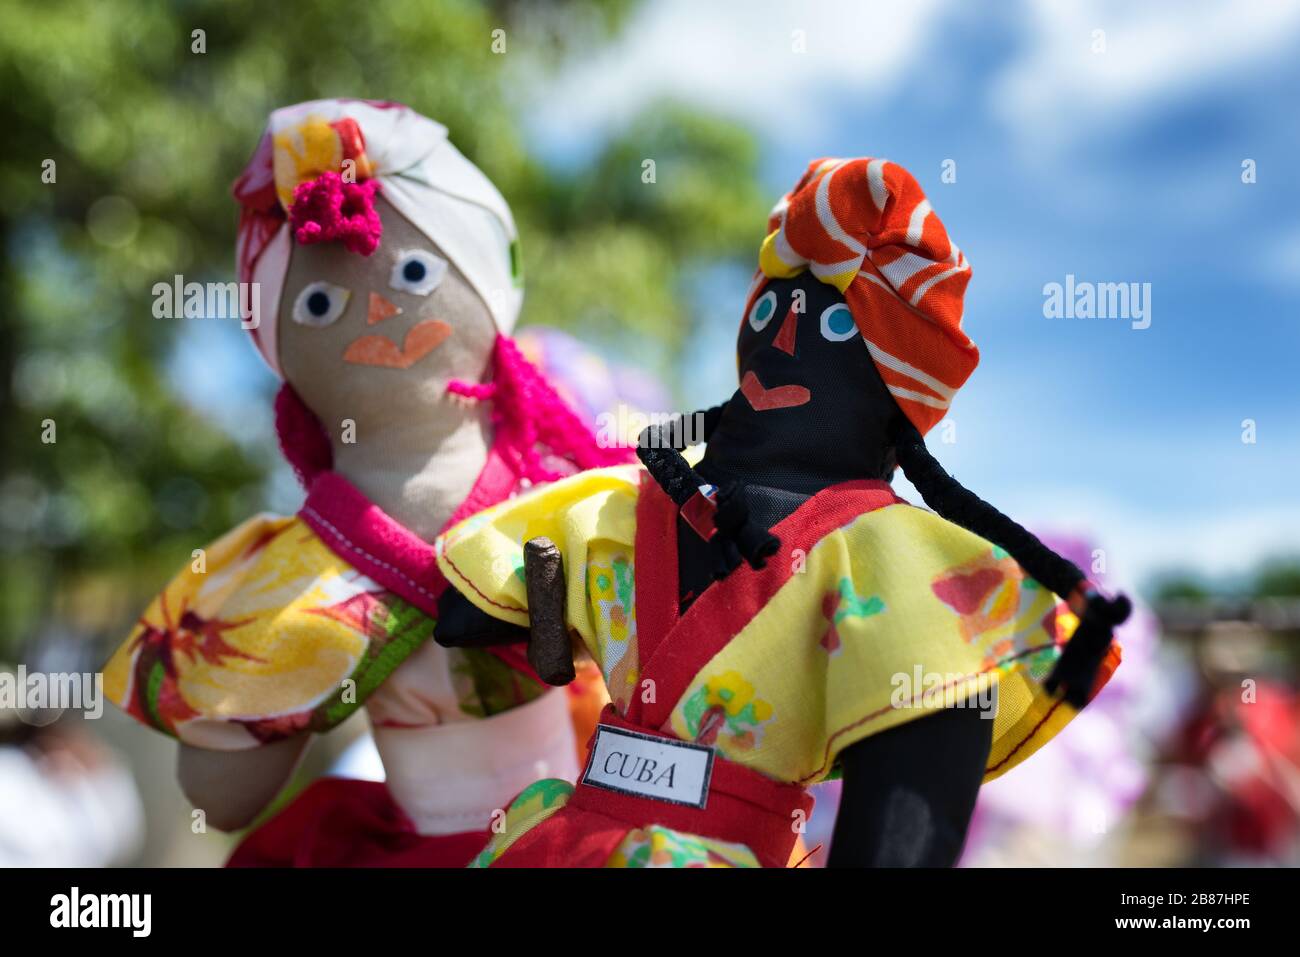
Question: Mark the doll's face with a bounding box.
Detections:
[723,272,902,477]
[277,194,496,429]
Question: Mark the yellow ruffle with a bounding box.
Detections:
[436,466,1091,788]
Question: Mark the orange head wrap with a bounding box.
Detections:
[750,157,978,435]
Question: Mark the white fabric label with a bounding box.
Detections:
[581,725,715,810]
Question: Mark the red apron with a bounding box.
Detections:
[494,475,904,868]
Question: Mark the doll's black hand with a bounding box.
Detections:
[434,589,529,648]
[1043,589,1131,708]
[712,481,781,572]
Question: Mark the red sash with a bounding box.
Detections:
[494,475,903,868]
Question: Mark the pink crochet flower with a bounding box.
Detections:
[288,172,383,256]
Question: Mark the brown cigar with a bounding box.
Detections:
[523,537,576,686]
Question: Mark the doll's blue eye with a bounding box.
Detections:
[292,281,351,327]
[390,249,448,296]
[820,303,857,341]
[748,291,777,331]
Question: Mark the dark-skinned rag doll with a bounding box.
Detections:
[434,157,1129,868]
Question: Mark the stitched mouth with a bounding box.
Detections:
[740,370,811,411]
[343,319,452,369]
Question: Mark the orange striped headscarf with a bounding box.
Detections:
[750,158,978,435]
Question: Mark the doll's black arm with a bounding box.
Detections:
[434,589,529,648]
[636,404,779,571]
[894,420,1130,708]
[635,405,725,507]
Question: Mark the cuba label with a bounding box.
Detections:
[582,725,715,809]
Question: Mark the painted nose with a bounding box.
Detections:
[772,306,798,355]
[367,291,402,325]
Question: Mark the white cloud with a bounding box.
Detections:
[528,0,949,147]
[530,0,1300,163]
[991,0,1300,151]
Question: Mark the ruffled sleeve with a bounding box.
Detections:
[436,465,642,703]
[103,513,434,750]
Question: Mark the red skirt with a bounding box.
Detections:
[227,777,491,868]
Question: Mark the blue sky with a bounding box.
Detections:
[172,0,1300,593]
[520,0,1300,591]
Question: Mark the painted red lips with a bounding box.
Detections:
[740,370,811,411]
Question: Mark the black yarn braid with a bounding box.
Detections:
[893,419,1130,707]
[636,403,779,571]
[893,421,1085,598]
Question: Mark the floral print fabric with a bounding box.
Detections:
[104,513,542,750]
[437,466,1118,865]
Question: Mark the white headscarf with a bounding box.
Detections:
[234,99,523,376]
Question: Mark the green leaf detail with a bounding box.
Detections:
[680,686,708,736]
[319,596,434,727]
[145,659,169,733]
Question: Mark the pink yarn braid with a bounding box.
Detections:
[477,335,633,484]
[275,383,333,488]
[288,172,383,256]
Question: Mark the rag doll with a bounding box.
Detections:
[102,99,626,867]
[433,157,1129,868]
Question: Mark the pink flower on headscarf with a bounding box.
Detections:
[288,173,383,256]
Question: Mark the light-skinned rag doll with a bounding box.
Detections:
[432,157,1129,868]
[102,99,627,867]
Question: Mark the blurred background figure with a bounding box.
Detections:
[0,717,145,867]
[1135,585,1300,866]
[0,632,144,866]
[516,326,673,436]
[2,0,1297,865]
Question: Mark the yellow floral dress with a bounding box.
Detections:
[104,512,545,751]
[435,465,1120,868]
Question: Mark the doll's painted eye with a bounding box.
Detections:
[748,291,777,331]
[390,249,449,296]
[292,281,351,327]
[819,303,858,342]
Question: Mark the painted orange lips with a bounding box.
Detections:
[739,370,811,411]
[343,319,452,369]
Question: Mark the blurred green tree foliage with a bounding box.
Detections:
[0,0,766,654]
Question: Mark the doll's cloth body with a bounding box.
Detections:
[105,452,579,866]
[102,98,625,867]
[436,464,1120,867]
